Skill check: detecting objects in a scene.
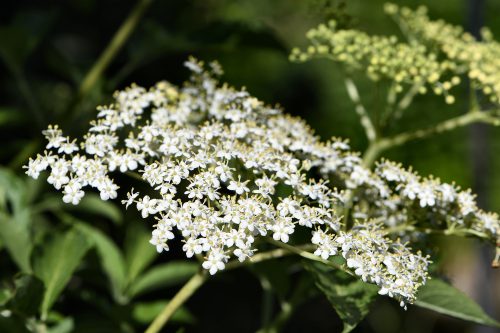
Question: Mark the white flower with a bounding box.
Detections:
[98,178,119,200]
[458,191,477,216]
[202,250,227,275]
[272,218,294,243]
[183,238,204,258]
[184,58,203,73]
[62,180,84,205]
[254,175,276,197]
[47,171,69,190]
[137,195,158,218]
[401,180,420,200]
[349,165,371,186]
[43,125,66,149]
[439,183,456,202]
[58,140,79,154]
[314,243,337,260]
[418,185,435,207]
[121,188,139,209]
[24,155,49,179]
[150,231,169,253]
[277,198,300,217]
[227,177,250,195]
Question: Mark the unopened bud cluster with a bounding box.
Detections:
[384,3,500,104]
[290,7,474,105]
[25,58,498,307]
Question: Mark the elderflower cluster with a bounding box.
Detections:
[290,19,460,104]
[24,58,499,306]
[384,3,500,104]
[313,224,429,307]
[337,159,499,237]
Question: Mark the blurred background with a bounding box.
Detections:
[1,0,499,332]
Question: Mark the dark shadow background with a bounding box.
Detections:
[1,0,499,332]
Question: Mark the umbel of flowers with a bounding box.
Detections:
[25,58,499,308]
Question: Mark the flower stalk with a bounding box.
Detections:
[145,243,322,332]
[145,270,207,333]
[78,0,154,99]
[344,77,377,142]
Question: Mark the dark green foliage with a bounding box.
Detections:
[304,260,379,333]
[8,275,45,317]
[415,279,500,328]
[32,228,92,319]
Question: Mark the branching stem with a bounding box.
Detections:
[144,243,321,333]
[362,109,500,167]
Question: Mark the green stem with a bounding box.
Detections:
[492,241,500,268]
[469,83,480,113]
[144,270,207,333]
[257,274,314,333]
[344,78,377,142]
[259,277,274,329]
[225,244,316,270]
[393,82,423,120]
[361,139,390,168]
[362,109,500,168]
[383,109,499,146]
[126,171,144,182]
[266,238,351,275]
[385,224,490,240]
[145,244,317,333]
[78,0,153,99]
[256,302,292,333]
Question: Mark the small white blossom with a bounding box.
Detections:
[202,250,227,275]
[137,195,158,218]
[62,180,84,205]
[227,177,250,195]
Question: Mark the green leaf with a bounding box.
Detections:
[304,261,378,333]
[37,193,123,224]
[0,210,33,272]
[0,168,33,272]
[132,300,194,324]
[0,287,13,306]
[0,168,28,214]
[0,108,24,127]
[47,317,74,333]
[32,228,91,319]
[8,274,45,317]
[74,222,127,302]
[415,279,500,328]
[127,261,198,298]
[124,222,157,285]
[73,194,123,224]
